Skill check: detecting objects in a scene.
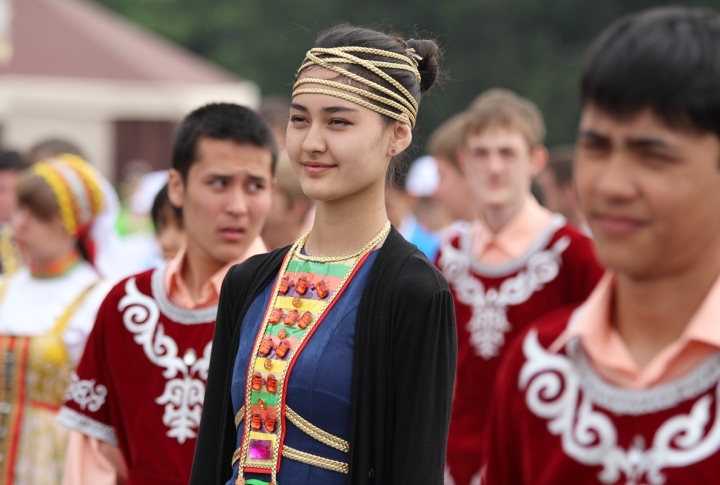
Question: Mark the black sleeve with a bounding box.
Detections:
[390,265,457,484]
[190,264,243,485]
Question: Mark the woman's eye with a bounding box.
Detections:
[329,119,351,126]
[290,115,307,123]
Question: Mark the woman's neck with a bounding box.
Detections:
[30,248,82,278]
[304,181,388,258]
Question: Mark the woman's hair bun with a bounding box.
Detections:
[406,39,440,94]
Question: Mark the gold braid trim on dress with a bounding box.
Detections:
[293,46,421,127]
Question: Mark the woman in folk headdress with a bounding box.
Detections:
[192,25,456,485]
[0,154,111,484]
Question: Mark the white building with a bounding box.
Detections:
[0,0,259,181]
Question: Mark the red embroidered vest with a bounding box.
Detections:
[437,217,603,485]
[59,266,217,485]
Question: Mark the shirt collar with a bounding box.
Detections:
[472,196,554,261]
[164,236,267,309]
[550,270,720,359]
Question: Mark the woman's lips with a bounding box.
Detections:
[593,214,645,236]
[302,162,336,175]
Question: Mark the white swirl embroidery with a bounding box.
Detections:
[119,277,212,444]
[64,372,107,412]
[439,235,569,359]
[520,330,720,484]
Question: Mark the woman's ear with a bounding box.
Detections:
[388,122,413,157]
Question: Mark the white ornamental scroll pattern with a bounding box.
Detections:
[65,372,107,412]
[119,278,212,444]
[439,236,569,359]
[520,330,720,485]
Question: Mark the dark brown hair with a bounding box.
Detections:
[306,25,442,126]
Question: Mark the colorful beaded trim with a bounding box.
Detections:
[236,223,389,485]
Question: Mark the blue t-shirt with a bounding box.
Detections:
[227,251,378,485]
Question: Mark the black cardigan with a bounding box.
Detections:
[190,229,457,484]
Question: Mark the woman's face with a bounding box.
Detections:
[12,206,75,265]
[286,67,411,203]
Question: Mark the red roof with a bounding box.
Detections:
[0,0,238,83]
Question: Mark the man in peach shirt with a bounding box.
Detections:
[437,89,603,485]
[483,7,720,484]
[59,103,277,485]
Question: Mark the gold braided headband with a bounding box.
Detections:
[292,46,422,127]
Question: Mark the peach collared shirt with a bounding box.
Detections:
[163,236,267,310]
[551,272,720,389]
[471,196,554,265]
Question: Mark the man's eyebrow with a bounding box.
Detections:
[247,174,269,183]
[626,137,676,151]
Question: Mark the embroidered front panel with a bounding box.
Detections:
[520,330,720,485]
[237,251,370,482]
[118,278,212,444]
[439,235,569,359]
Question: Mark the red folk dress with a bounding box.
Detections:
[58,266,217,485]
[483,309,720,485]
[437,215,603,485]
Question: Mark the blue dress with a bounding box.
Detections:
[227,251,378,485]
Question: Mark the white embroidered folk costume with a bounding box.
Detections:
[0,156,110,485]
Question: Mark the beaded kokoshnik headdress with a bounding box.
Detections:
[292,46,423,128]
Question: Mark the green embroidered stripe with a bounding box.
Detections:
[251,392,278,407]
[285,260,354,277]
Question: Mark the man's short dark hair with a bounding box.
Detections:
[582,7,720,137]
[172,103,278,182]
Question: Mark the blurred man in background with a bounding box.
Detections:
[536,145,589,234]
[438,89,603,485]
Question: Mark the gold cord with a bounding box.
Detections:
[293,46,420,127]
[294,221,391,263]
[285,406,349,452]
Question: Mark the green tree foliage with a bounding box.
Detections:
[95,0,719,149]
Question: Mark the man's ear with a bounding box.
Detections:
[388,122,413,157]
[529,145,549,177]
[167,169,185,209]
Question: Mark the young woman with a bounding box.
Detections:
[0,154,110,484]
[192,25,456,485]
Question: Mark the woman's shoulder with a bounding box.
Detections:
[377,231,450,297]
[224,246,289,293]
